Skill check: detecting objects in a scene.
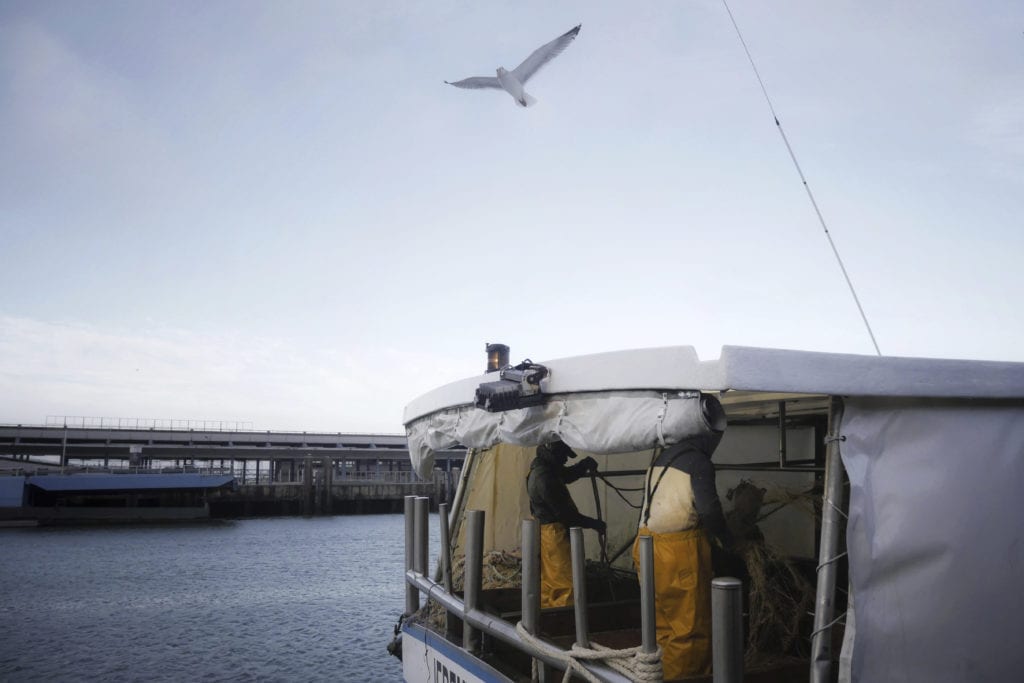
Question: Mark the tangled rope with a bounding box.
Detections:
[514,621,663,683]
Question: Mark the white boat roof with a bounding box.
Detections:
[404,345,1024,425]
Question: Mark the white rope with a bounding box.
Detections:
[515,621,664,683]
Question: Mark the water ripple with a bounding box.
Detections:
[0,515,439,681]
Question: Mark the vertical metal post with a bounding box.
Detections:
[414,496,429,579]
[404,495,419,615]
[638,535,657,655]
[463,509,485,652]
[778,400,788,467]
[810,398,846,683]
[439,503,453,593]
[439,503,456,638]
[446,453,472,565]
[570,526,590,648]
[521,518,545,682]
[712,577,744,683]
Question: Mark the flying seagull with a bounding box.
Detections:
[445,24,581,107]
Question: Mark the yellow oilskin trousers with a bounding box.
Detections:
[539,522,573,608]
[633,527,713,680]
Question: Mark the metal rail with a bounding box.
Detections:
[405,503,634,683]
[810,398,847,682]
[404,571,632,683]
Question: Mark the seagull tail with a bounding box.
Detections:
[517,92,538,108]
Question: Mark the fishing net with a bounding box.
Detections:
[418,549,524,629]
[725,480,818,668]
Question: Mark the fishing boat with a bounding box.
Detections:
[391,344,1024,682]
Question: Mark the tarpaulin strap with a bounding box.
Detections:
[817,551,848,571]
[589,470,615,600]
[810,611,847,638]
[826,497,849,520]
[643,444,683,528]
[589,472,611,565]
[655,393,669,447]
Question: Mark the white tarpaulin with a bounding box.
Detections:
[840,398,1024,682]
[406,391,712,480]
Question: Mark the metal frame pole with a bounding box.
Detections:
[404,495,418,615]
[778,400,788,467]
[638,535,657,656]
[810,397,846,683]
[463,509,485,652]
[570,526,591,648]
[439,503,453,592]
[712,577,744,683]
[414,496,429,579]
[439,502,456,639]
[521,518,545,682]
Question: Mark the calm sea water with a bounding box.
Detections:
[0,515,438,682]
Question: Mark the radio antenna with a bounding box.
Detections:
[721,0,882,356]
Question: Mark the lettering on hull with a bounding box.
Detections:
[402,629,489,683]
[435,658,467,683]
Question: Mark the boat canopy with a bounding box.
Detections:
[404,345,1024,479]
[404,344,1024,682]
[407,390,715,480]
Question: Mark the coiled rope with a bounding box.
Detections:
[515,621,663,683]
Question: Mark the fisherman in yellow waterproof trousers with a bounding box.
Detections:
[526,440,605,608]
[634,394,734,680]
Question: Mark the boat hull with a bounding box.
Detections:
[402,621,512,683]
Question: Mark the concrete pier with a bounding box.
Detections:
[207,467,447,517]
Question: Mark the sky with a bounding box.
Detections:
[1,0,1022,433]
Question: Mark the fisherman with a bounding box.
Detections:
[632,393,734,680]
[526,440,605,608]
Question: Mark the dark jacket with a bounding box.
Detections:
[526,443,601,529]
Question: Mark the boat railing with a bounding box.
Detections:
[402,493,754,682]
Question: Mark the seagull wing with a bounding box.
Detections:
[445,76,502,89]
[511,24,581,84]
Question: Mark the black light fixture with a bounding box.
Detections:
[475,358,549,412]
[485,343,510,373]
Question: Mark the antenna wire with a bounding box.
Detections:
[721,0,882,356]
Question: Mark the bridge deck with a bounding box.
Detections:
[0,424,464,464]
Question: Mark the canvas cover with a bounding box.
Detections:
[450,443,653,571]
[407,390,709,480]
[839,398,1024,682]
[447,425,818,571]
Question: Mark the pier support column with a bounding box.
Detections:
[321,456,333,514]
[303,456,313,516]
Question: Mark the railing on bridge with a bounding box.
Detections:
[46,416,256,431]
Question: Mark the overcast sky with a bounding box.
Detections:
[1,0,1022,432]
